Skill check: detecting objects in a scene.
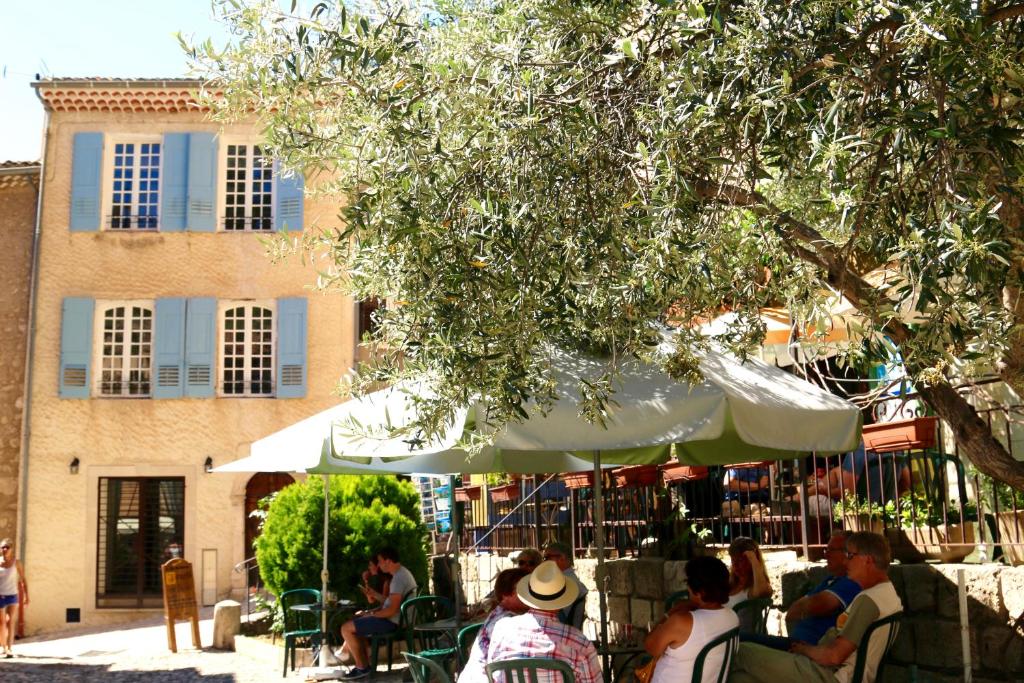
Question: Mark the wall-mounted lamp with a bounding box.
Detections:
[204,456,214,474]
[69,457,80,475]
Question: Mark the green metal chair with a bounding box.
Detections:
[279,588,321,677]
[690,625,740,683]
[369,594,453,678]
[457,622,484,668]
[665,589,690,611]
[733,596,772,636]
[404,651,455,683]
[849,612,902,683]
[486,657,575,683]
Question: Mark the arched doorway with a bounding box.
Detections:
[244,473,295,587]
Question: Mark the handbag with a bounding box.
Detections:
[633,656,659,683]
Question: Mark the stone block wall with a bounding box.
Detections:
[458,552,1024,681]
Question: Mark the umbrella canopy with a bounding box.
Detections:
[217,346,861,475]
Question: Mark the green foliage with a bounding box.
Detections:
[833,491,897,526]
[186,1,1024,485]
[255,475,428,600]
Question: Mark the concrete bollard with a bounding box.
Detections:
[212,599,242,650]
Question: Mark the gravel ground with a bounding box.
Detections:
[0,610,408,683]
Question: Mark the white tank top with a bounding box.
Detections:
[651,608,740,683]
[0,562,19,595]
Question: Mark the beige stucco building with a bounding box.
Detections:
[0,162,39,547]
[21,79,357,633]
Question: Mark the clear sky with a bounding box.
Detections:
[0,0,230,162]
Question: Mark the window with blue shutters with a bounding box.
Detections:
[60,297,96,398]
[106,139,161,230]
[276,298,307,398]
[223,143,274,231]
[94,301,154,397]
[219,300,275,396]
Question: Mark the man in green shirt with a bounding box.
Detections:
[729,531,902,683]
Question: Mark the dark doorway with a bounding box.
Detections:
[244,472,295,589]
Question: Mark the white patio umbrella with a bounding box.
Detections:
[218,346,861,674]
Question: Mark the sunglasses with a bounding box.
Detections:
[845,551,867,560]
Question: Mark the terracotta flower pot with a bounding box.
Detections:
[454,485,481,502]
[997,510,1024,566]
[887,524,976,563]
[841,513,885,535]
[862,416,939,453]
[489,482,521,503]
[561,472,596,489]
[659,461,709,483]
[613,464,660,489]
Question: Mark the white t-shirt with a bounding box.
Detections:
[651,607,739,683]
[820,581,902,683]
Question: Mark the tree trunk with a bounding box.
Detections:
[916,382,1024,490]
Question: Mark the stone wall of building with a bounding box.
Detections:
[459,552,1024,681]
[0,164,39,545]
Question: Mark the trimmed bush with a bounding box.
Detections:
[256,475,428,600]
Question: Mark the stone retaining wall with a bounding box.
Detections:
[458,552,1024,682]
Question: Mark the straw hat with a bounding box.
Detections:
[515,560,579,611]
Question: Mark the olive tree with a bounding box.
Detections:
[187,0,1024,487]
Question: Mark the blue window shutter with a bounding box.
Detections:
[187,133,217,232]
[185,298,217,397]
[161,133,189,232]
[276,297,307,398]
[70,133,103,231]
[60,297,95,398]
[153,298,187,398]
[274,163,304,232]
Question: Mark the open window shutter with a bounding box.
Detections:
[60,297,95,398]
[274,163,304,232]
[70,133,103,231]
[161,133,189,232]
[276,297,307,398]
[187,133,217,232]
[153,298,186,398]
[185,298,216,397]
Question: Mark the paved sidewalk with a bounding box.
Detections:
[0,609,408,682]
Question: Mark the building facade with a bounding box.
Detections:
[0,162,40,547]
[22,79,355,632]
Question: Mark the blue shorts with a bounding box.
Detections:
[354,615,397,637]
[0,595,17,608]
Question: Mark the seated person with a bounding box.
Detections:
[644,556,739,683]
[338,546,416,680]
[543,542,588,628]
[461,567,530,681]
[722,464,771,516]
[829,442,910,504]
[516,548,542,572]
[729,532,903,683]
[359,555,391,606]
[724,537,772,628]
[741,532,860,649]
[485,561,601,683]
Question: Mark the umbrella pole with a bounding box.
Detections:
[593,451,609,683]
[320,473,331,669]
[450,474,461,627]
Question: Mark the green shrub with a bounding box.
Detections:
[255,475,428,601]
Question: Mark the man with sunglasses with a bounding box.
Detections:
[543,542,588,628]
[730,531,902,683]
[515,548,542,572]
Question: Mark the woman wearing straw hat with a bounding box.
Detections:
[484,561,600,683]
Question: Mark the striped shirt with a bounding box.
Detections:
[483,609,601,683]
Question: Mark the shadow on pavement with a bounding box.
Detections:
[0,662,237,681]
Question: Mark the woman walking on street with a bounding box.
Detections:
[0,539,28,658]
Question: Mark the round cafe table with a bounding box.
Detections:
[290,600,358,663]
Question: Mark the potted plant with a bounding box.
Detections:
[861,415,939,453]
[486,473,521,503]
[992,483,1024,565]
[454,485,482,502]
[888,493,977,563]
[659,459,709,483]
[613,464,660,488]
[833,492,894,534]
[560,471,596,489]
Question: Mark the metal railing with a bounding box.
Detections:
[233,556,263,620]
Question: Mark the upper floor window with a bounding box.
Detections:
[108,141,161,230]
[96,301,154,397]
[220,302,275,396]
[223,144,274,231]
